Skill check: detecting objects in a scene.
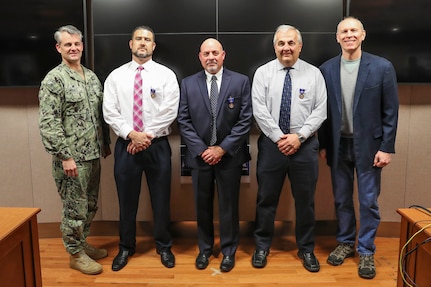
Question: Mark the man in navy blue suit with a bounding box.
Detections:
[319,17,399,279]
[177,38,252,272]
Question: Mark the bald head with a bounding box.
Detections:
[200,38,223,52]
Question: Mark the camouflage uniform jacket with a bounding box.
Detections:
[39,63,110,161]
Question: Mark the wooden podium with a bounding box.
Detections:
[0,207,42,287]
[397,207,431,287]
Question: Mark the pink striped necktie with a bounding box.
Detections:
[133,66,144,132]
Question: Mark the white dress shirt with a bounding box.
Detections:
[103,60,180,140]
[252,58,327,142]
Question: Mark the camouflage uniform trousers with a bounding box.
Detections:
[52,158,101,255]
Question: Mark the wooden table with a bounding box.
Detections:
[397,207,431,287]
[0,207,42,287]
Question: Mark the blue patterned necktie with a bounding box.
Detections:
[210,75,218,145]
[279,67,292,134]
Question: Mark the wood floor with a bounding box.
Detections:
[39,234,400,287]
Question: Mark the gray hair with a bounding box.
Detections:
[54,25,83,44]
[273,24,303,45]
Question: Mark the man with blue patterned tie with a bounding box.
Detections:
[251,24,327,272]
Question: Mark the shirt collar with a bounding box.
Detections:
[205,67,223,81]
[276,59,300,72]
[131,59,154,71]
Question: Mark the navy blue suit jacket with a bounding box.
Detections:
[319,52,399,171]
[177,68,252,169]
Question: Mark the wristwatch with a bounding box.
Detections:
[296,133,306,144]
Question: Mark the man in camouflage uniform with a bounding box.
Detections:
[39,25,111,275]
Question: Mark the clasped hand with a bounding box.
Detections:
[201,146,226,165]
[127,130,153,155]
[277,134,301,156]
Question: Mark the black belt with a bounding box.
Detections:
[151,136,168,143]
[120,136,167,144]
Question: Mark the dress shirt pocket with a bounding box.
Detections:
[145,85,163,108]
[294,88,313,114]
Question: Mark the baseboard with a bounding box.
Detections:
[38,220,400,238]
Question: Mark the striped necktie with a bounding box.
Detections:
[133,66,144,131]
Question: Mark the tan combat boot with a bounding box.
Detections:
[70,250,103,275]
[84,242,108,260]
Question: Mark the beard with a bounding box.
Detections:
[133,50,152,59]
[205,61,218,73]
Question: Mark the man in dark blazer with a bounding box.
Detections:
[177,38,252,272]
[319,16,399,279]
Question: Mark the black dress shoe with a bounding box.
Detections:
[195,252,211,270]
[220,255,235,272]
[297,251,320,272]
[157,248,175,268]
[112,250,134,271]
[252,250,268,268]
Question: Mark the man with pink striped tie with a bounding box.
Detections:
[103,25,180,271]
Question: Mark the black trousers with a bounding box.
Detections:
[114,137,172,252]
[191,161,242,257]
[254,134,319,253]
